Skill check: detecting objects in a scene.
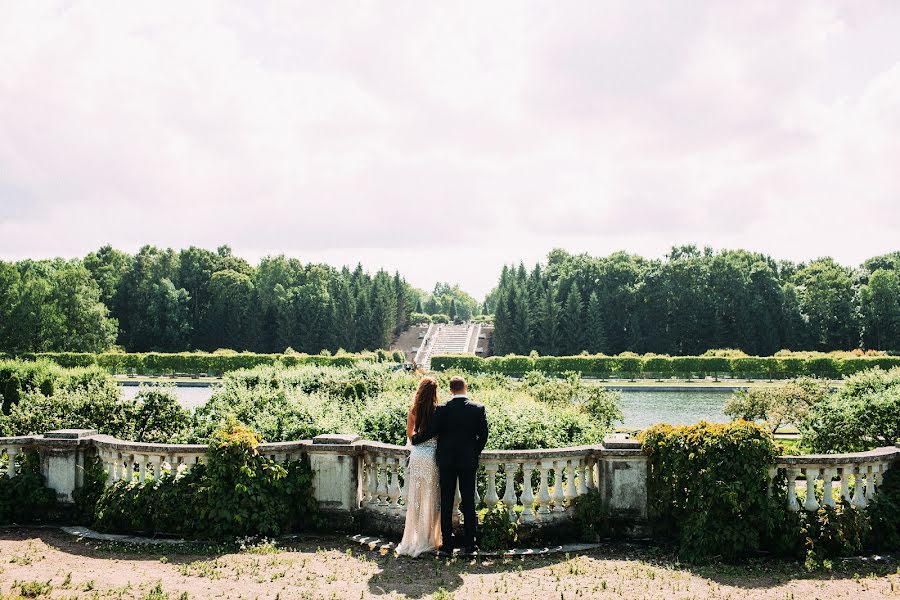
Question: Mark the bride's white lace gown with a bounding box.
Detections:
[395,437,441,557]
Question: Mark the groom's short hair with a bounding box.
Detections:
[449,376,466,394]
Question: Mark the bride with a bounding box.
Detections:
[396,376,442,557]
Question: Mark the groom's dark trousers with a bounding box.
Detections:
[412,396,488,551]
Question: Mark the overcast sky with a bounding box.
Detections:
[1,1,899,298]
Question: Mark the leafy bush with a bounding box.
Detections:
[6,383,191,443]
[0,359,112,414]
[641,420,777,562]
[572,489,609,542]
[0,451,56,524]
[94,418,319,539]
[801,367,900,452]
[868,468,900,551]
[724,378,829,433]
[478,502,518,550]
[192,364,620,450]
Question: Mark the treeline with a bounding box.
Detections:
[488,247,900,356]
[432,353,900,379]
[0,245,418,353]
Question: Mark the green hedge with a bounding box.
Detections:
[10,350,401,376]
[431,354,900,379]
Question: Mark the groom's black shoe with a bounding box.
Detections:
[436,547,452,558]
[463,546,478,556]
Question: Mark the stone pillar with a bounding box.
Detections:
[599,434,649,537]
[308,434,360,526]
[40,429,98,504]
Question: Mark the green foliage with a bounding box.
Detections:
[192,364,619,449]
[724,378,829,433]
[478,502,518,550]
[572,489,609,542]
[6,382,191,442]
[433,353,900,379]
[0,451,56,524]
[801,367,900,452]
[640,420,777,562]
[0,359,111,414]
[867,468,900,551]
[94,419,319,539]
[73,455,107,523]
[491,248,900,356]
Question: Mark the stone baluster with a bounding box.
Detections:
[822,467,837,508]
[552,459,566,512]
[484,462,500,508]
[111,452,121,482]
[564,459,578,507]
[851,465,867,508]
[127,454,136,481]
[584,456,596,491]
[155,455,165,481]
[502,463,518,520]
[387,458,401,513]
[6,447,18,478]
[767,467,777,497]
[473,475,481,508]
[577,458,588,496]
[840,466,851,502]
[376,456,389,508]
[864,464,877,503]
[520,462,536,523]
[536,460,552,516]
[786,468,800,512]
[803,467,820,512]
[366,456,378,508]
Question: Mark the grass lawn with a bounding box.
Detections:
[2,528,898,600]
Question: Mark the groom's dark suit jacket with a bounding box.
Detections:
[411,396,488,467]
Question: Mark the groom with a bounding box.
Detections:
[412,375,488,555]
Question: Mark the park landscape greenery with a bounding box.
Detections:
[1,358,899,561]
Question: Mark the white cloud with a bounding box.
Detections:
[0,0,899,297]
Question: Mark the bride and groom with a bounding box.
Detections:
[396,375,489,557]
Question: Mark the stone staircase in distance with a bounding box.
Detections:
[417,322,477,371]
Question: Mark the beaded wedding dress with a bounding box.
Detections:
[395,437,441,557]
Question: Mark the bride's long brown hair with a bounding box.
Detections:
[410,377,439,434]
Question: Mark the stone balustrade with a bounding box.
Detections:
[2,429,897,540]
[769,446,898,512]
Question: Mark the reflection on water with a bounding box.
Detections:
[119,385,215,410]
[121,384,732,428]
[617,389,731,429]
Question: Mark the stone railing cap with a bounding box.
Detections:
[44,429,98,440]
[602,433,641,450]
[313,434,360,445]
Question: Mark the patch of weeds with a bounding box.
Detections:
[18,580,52,598]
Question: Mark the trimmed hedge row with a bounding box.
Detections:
[6,350,404,375]
[431,354,900,379]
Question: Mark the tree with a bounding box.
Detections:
[206,269,255,350]
[859,269,900,350]
[561,282,586,353]
[83,245,132,307]
[794,259,858,350]
[585,292,607,353]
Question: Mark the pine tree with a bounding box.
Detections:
[586,291,607,353]
[537,285,561,355]
[562,282,585,353]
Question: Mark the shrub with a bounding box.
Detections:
[95,418,319,539]
[0,360,111,414]
[801,367,900,452]
[640,420,777,562]
[723,378,829,433]
[0,451,56,524]
[868,468,900,551]
[478,502,518,550]
[572,489,609,542]
[6,383,191,443]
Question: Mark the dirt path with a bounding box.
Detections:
[1,528,898,599]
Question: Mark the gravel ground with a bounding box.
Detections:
[1,528,898,599]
